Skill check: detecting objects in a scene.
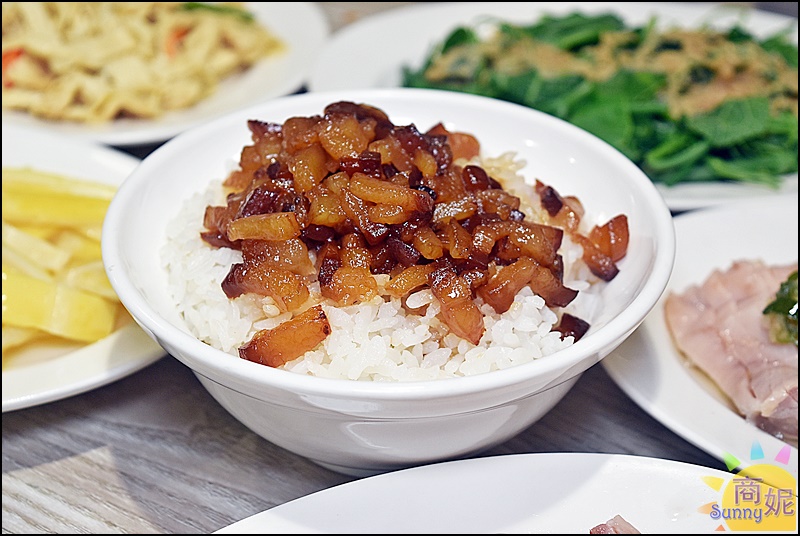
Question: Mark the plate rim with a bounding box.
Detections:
[213,451,736,534]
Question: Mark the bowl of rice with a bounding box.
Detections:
[103,88,675,476]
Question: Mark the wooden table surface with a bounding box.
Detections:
[2,2,796,534]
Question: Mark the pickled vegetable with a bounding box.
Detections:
[2,167,125,360]
[3,267,117,342]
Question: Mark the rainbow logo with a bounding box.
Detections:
[699,441,797,532]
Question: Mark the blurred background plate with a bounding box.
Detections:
[2,122,166,412]
[307,1,798,212]
[603,195,798,478]
[1,2,330,147]
[214,452,730,533]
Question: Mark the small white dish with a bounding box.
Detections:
[1,2,330,147]
[214,452,733,534]
[307,1,798,212]
[603,195,798,480]
[2,122,165,412]
[102,88,675,476]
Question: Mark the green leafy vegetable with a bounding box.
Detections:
[685,98,771,147]
[763,270,798,347]
[762,31,799,67]
[516,13,626,50]
[441,27,480,53]
[180,2,254,22]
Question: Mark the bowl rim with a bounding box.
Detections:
[103,87,676,400]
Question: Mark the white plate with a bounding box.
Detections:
[308,1,798,212]
[214,452,735,533]
[603,195,798,480]
[1,2,330,147]
[2,122,166,412]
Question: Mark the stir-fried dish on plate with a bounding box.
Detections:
[1,2,285,123]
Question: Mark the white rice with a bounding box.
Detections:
[161,153,603,381]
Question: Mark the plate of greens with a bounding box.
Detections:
[308,1,798,212]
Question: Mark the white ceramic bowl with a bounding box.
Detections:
[103,88,675,477]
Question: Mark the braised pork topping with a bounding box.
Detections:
[201,101,629,365]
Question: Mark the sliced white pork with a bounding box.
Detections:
[665,260,798,445]
[589,515,641,534]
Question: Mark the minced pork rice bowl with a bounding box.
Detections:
[161,103,623,382]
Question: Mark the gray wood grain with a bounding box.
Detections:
[2,356,727,534]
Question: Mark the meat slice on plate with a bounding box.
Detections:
[589,514,641,534]
[664,260,798,445]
